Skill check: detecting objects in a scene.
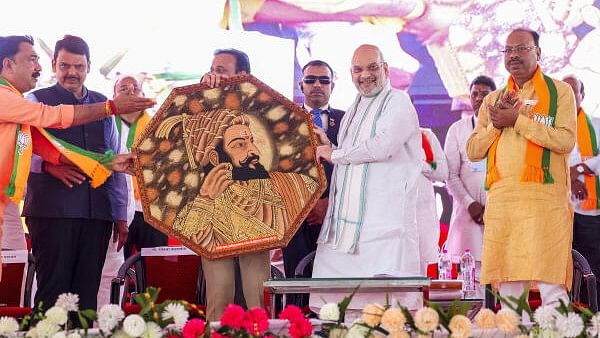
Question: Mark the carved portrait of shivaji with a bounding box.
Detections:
[133,75,325,259]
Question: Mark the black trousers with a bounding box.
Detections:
[282,222,321,309]
[573,212,600,307]
[123,211,168,259]
[27,217,112,314]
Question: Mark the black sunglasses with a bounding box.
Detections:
[302,75,331,84]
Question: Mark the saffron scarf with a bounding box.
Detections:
[485,66,558,189]
[116,112,150,199]
[576,108,600,210]
[421,131,437,170]
[0,77,115,203]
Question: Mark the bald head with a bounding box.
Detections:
[351,44,389,97]
[563,75,584,111]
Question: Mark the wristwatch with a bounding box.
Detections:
[576,164,585,174]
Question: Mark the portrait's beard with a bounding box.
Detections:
[231,154,269,180]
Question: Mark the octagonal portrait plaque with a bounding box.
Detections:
[132,74,326,259]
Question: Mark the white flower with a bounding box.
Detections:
[161,302,188,329]
[0,316,19,335]
[98,304,125,333]
[51,332,67,338]
[45,307,68,326]
[66,333,81,338]
[123,314,146,337]
[141,322,162,338]
[414,307,439,332]
[588,313,600,337]
[346,322,371,338]
[35,319,60,338]
[555,313,584,338]
[54,293,79,312]
[534,329,561,338]
[533,306,558,330]
[26,327,38,338]
[319,303,340,321]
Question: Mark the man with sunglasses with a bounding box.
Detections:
[311,44,423,314]
[282,60,344,308]
[467,28,576,310]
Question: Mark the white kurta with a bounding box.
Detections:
[416,128,448,275]
[310,85,422,310]
[569,115,600,216]
[444,116,486,261]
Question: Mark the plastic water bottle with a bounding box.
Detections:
[460,249,476,297]
[438,249,452,280]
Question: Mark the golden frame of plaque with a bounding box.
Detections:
[132,74,326,259]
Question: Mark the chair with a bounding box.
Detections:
[110,246,204,314]
[572,248,598,312]
[0,250,35,319]
[294,250,316,278]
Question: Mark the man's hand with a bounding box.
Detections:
[113,220,128,252]
[316,145,333,164]
[313,127,331,146]
[201,72,229,88]
[571,179,589,200]
[112,94,156,115]
[199,163,233,199]
[488,104,519,129]
[111,153,136,175]
[306,197,328,225]
[45,162,86,188]
[467,201,485,225]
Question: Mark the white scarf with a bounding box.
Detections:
[318,83,393,253]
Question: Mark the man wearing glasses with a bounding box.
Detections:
[467,28,576,309]
[282,60,344,308]
[311,44,423,314]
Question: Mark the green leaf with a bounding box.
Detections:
[78,312,89,329]
[338,285,360,323]
[80,309,97,321]
[429,302,450,331]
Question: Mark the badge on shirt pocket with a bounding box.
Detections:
[469,159,486,172]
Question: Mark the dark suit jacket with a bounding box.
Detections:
[321,107,344,198]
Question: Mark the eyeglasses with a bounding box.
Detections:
[302,75,331,84]
[351,62,385,74]
[501,45,537,54]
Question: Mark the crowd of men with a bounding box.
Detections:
[0,26,598,323]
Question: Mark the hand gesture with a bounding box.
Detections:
[112,93,156,115]
[467,201,485,225]
[313,127,331,146]
[201,72,229,88]
[111,153,136,175]
[45,162,86,188]
[316,145,333,164]
[199,163,233,199]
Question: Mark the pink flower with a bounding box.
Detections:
[279,305,304,322]
[242,307,269,336]
[182,318,206,338]
[220,304,245,329]
[288,317,312,338]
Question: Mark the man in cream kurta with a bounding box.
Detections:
[466,29,576,307]
[416,128,447,275]
[311,44,422,313]
[445,75,495,297]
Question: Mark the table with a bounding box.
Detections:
[263,277,430,318]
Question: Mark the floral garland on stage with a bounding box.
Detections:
[1,287,600,337]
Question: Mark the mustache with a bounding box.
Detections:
[309,89,324,95]
[239,154,260,167]
[32,72,40,79]
[64,76,80,81]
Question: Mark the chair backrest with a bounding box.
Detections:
[0,250,29,307]
[140,247,202,304]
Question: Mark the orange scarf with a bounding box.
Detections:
[0,77,114,203]
[116,112,151,199]
[485,66,557,189]
[576,108,600,210]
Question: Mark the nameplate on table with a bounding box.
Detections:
[141,246,196,257]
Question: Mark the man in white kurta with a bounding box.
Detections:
[444,76,495,287]
[310,44,422,314]
[416,128,447,275]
